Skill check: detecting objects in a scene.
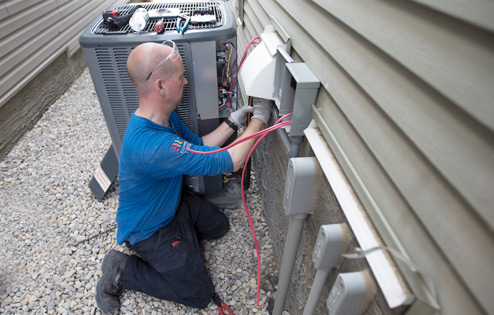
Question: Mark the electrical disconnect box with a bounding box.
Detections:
[283,157,320,216]
[313,224,351,270]
[326,270,377,315]
[273,47,294,115]
[273,47,320,137]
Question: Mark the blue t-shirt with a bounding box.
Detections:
[116,111,233,245]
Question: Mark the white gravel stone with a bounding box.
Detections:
[0,69,278,314]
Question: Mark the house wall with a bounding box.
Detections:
[228,0,494,314]
[0,0,128,160]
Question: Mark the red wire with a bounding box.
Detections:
[187,121,291,155]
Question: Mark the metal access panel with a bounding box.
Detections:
[273,47,320,137]
[80,1,237,195]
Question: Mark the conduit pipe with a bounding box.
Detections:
[271,106,304,158]
[272,157,320,315]
[289,136,303,158]
[272,107,292,155]
[273,214,308,315]
[303,224,351,315]
[304,268,331,314]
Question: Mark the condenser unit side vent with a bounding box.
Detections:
[174,44,194,130]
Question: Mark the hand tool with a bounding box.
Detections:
[176,13,191,34]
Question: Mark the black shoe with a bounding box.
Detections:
[95,250,129,315]
[101,250,129,275]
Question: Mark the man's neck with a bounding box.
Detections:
[135,102,173,128]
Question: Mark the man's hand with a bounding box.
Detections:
[230,105,254,127]
[251,97,272,125]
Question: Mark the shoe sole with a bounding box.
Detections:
[95,277,120,315]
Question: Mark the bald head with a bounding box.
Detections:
[127,42,180,94]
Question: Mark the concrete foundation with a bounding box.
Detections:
[252,125,404,314]
[0,49,86,161]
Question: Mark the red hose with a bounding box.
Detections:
[239,113,291,306]
[187,121,291,155]
[190,113,292,306]
[189,85,293,308]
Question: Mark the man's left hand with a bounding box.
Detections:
[230,105,254,127]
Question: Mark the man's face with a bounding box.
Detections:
[166,58,188,108]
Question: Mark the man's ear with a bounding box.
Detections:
[157,79,167,96]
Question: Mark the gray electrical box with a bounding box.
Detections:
[273,47,294,115]
[283,157,320,216]
[286,63,320,137]
[273,47,320,137]
[327,271,376,315]
[313,224,351,270]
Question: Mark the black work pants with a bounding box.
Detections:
[122,191,229,309]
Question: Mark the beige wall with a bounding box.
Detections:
[0,0,128,159]
[231,0,494,313]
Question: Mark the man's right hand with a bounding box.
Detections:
[251,98,272,125]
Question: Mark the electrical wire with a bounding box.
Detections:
[224,41,237,84]
[228,41,238,80]
[226,43,233,82]
[188,112,293,306]
[219,42,230,111]
[225,37,260,109]
[72,222,117,246]
[219,41,238,112]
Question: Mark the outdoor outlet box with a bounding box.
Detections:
[283,157,320,216]
[312,224,351,269]
[326,270,377,315]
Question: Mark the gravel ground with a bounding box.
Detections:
[0,69,278,314]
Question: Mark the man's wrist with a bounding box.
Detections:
[251,116,268,126]
[250,117,267,128]
[225,117,238,131]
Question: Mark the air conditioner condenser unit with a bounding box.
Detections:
[80,1,237,199]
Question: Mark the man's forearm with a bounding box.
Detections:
[202,116,236,147]
[227,118,266,171]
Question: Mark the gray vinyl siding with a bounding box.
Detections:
[0,0,129,108]
[230,0,494,314]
